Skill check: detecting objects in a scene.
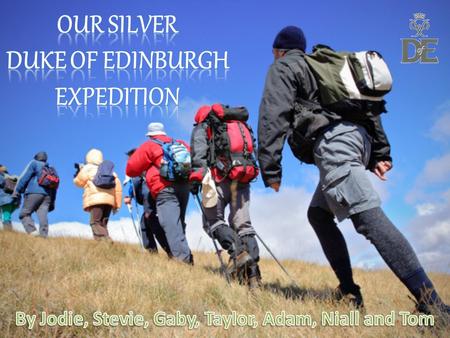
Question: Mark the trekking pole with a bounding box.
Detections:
[254,232,300,287]
[127,204,145,250]
[192,192,231,284]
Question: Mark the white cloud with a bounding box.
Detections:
[416,203,437,216]
[403,101,450,273]
[187,184,388,272]
[7,217,144,245]
[168,97,214,134]
[430,103,450,142]
[405,194,450,273]
[406,152,450,203]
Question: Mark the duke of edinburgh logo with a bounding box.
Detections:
[409,12,430,37]
[401,13,438,63]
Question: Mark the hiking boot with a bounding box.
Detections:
[414,299,450,326]
[247,264,262,290]
[226,251,253,279]
[248,276,262,290]
[333,284,364,309]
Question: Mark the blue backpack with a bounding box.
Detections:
[93,160,116,189]
[151,139,191,181]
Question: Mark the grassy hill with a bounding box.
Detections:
[0,230,448,337]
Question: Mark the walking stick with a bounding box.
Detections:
[254,232,300,287]
[193,192,231,284]
[127,204,145,250]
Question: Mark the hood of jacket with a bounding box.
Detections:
[86,149,103,165]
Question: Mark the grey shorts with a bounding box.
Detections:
[310,122,381,222]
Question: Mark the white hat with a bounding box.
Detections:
[202,169,218,208]
[146,122,166,137]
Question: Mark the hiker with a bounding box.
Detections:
[124,149,171,256]
[12,152,58,237]
[0,165,20,231]
[257,25,449,314]
[126,122,193,264]
[74,149,122,241]
[190,104,262,288]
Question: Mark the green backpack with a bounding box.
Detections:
[305,44,393,115]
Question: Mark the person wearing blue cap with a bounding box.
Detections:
[257,25,449,316]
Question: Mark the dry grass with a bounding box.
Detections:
[0,230,448,337]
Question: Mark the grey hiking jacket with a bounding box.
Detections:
[257,49,392,187]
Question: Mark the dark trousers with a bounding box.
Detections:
[308,206,431,298]
[141,210,171,256]
[156,183,192,263]
[89,204,112,240]
[19,193,51,237]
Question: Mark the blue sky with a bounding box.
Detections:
[1,0,449,271]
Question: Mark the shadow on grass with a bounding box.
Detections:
[262,282,334,302]
[203,265,334,302]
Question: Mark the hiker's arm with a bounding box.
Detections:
[258,62,297,187]
[369,115,393,171]
[126,143,153,177]
[129,179,137,198]
[190,123,209,181]
[14,161,35,194]
[0,174,4,189]
[73,165,89,187]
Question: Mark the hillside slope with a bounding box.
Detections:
[0,231,448,337]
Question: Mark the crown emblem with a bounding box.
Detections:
[409,13,430,37]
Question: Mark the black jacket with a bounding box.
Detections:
[257,49,392,187]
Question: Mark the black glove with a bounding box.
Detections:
[190,181,202,195]
[49,203,55,212]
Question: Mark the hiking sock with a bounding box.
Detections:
[308,206,356,290]
[402,268,442,306]
[350,207,445,306]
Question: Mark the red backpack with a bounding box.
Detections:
[205,104,259,183]
[38,165,60,189]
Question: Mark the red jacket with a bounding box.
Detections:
[126,135,190,199]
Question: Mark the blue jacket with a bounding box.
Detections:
[15,160,54,197]
[127,176,155,213]
[0,172,14,206]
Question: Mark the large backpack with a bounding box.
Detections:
[3,175,18,194]
[304,44,393,116]
[38,165,60,189]
[205,104,259,183]
[151,139,191,182]
[92,160,116,189]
